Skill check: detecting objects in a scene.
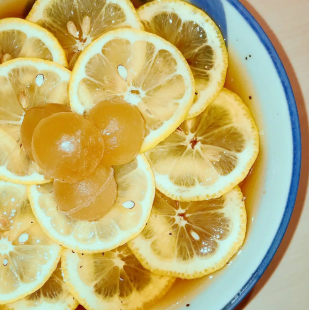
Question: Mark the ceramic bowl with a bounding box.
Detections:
[150,0,301,309]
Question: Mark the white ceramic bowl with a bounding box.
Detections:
[149,0,301,309]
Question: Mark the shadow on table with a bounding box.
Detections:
[236,1,309,309]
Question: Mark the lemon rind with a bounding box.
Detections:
[147,88,259,202]
[69,28,195,153]
[0,18,67,67]
[0,59,70,185]
[27,0,144,31]
[0,263,79,310]
[138,0,228,119]
[61,249,175,310]
[0,182,62,304]
[28,155,155,253]
[128,187,247,279]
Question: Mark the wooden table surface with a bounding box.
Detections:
[235,0,309,309]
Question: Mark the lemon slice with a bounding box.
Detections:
[0,181,61,304]
[138,0,228,119]
[62,245,175,310]
[0,58,70,185]
[26,0,143,69]
[128,187,246,279]
[28,155,155,253]
[69,28,195,152]
[146,88,259,201]
[1,263,79,310]
[0,18,67,67]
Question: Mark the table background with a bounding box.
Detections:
[235,0,309,309]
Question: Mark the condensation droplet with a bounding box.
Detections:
[117,65,128,81]
[18,233,29,243]
[35,74,44,86]
[190,231,200,240]
[122,201,135,209]
[3,258,8,266]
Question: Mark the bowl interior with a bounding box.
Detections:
[149,0,300,309]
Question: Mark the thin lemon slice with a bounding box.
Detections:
[128,187,246,279]
[69,28,195,152]
[1,263,79,310]
[62,245,175,310]
[0,18,67,67]
[138,0,228,119]
[146,88,259,201]
[28,155,155,253]
[0,58,70,185]
[0,129,45,185]
[27,0,143,69]
[0,181,61,304]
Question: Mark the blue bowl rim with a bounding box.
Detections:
[221,0,301,309]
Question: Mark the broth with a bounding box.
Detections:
[225,48,265,224]
[0,0,34,18]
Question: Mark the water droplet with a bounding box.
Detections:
[3,258,8,266]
